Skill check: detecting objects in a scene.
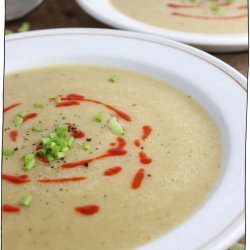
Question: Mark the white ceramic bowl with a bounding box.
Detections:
[5,28,246,250]
[75,0,248,53]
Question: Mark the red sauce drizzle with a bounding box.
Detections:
[238,5,248,9]
[142,125,152,141]
[167,3,200,8]
[2,204,20,213]
[75,205,100,216]
[23,113,38,123]
[51,94,131,122]
[104,166,122,176]
[62,137,127,169]
[38,176,86,183]
[4,103,21,113]
[110,142,116,146]
[2,174,30,184]
[139,151,152,164]
[172,12,248,20]
[134,139,141,147]
[68,124,85,139]
[56,101,80,107]
[131,168,145,189]
[9,130,18,142]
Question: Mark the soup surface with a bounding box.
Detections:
[110,0,247,34]
[3,66,221,250]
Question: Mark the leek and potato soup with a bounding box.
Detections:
[3,66,221,250]
[110,0,247,34]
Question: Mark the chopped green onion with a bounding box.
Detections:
[24,154,35,163]
[34,102,44,108]
[109,75,118,83]
[18,22,30,32]
[37,124,74,163]
[32,125,42,132]
[47,154,54,162]
[66,136,74,147]
[95,112,105,122]
[19,111,28,118]
[3,149,14,157]
[41,137,50,145]
[14,116,23,126]
[108,117,125,136]
[226,0,234,3]
[82,142,90,151]
[55,97,61,103]
[20,194,33,207]
[23,159,35,171]
[56,152,65,159]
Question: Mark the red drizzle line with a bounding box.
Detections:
[9,130,18,142]
[167,3,200,9]
[139,151,152,164]
[75,205,100,216]
[238,5,248,9]
[134,139,141,147]
[2,204,20,213]
[23,113,38,123]
[131,168,145,189]
[141,125,152,141]
[51,94,131,122]
[38,176,86,183]
[62,137,127,169]
[2,174,30,184]
[68,124,85,139]
[4,103,21,113]
[104,166,122,176]
[56,101,80,107]
[172,12,248,20]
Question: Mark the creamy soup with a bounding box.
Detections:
[3,66,221,250]
[110,0,247,34]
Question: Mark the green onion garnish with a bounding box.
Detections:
[34,102,44,108]
[32,126,42,132]
[20,195,33,207]
[14,111,29,126]
[37,124,74,163]
[82,142,90,151]
[95,112,105,122]
[3,149,14,157]
[109,75,118,83]
[55,97,62,103]
[18,22,30,32]
[108,117,125,136]
[23,154,36,171]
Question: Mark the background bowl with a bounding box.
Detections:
[5,28,246,250]
[75,0,248,53]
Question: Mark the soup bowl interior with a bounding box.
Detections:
[5,28,246,250]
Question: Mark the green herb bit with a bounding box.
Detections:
[5,29,13,35]
[95,112,105,122]
[109,75,118,83]
[32,125,43,132]
[14,116,23,126]
[108,117,125,136]
[19,111,28,118]
[55,97,62,103]
[23,159,35,171]
[3,149,14,157]
[20,195,33,207]
[18,22,30,32]
[82,142,90,151]
[226,0,234,4]
[34,102,44,109]
[24,154,35,163]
